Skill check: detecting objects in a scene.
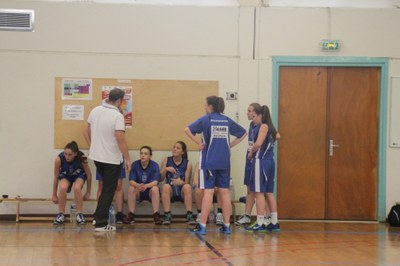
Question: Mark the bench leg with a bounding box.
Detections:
[16,201,20,223]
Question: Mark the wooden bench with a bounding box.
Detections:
[0,197,97,222]
[0,197,241,222]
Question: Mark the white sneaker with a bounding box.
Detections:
[196,212,201,223]
[235,214,251,225]
[94,225,116,232]
[264,216,271,226]
[216,212,224,226]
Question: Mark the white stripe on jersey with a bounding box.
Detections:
[198,151,205,189]
[255,158,260,192]
[262,142,271,159]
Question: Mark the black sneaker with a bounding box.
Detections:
[153,211,162,225]
[116,213,124,224]
[123,212,135,224]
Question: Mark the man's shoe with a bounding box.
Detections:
[235,214,251,226]
[94,224,116,232]
[190,223,206,235]
[123,212,135,224]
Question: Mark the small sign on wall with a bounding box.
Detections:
[321,40,341,51]
[62,105,84,120]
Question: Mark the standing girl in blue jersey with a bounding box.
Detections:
[246,105,280,232]
[236,103,271,226]
[123,146,162,225]
[52,141,92,225]
[161,141,195,225]
[185,96,246,235]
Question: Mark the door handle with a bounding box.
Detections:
[329,139,340,156]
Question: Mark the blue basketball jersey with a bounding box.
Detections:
[247,122,260,156]
[129,160,160,184]
[255,127,275,160]
[165,156,189,184]
[58,152,85,177]
[188,112,246,170]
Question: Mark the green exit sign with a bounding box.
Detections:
[321,40,341,51]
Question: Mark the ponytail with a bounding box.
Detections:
[261,105,277,141]
[64,141,86,165]
[206,96,225,114]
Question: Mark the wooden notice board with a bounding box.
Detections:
[54,78,218,150]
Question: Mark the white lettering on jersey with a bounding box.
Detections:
[211,125,228,138]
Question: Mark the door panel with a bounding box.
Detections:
[277,66,328,219]
[326,67,379,220]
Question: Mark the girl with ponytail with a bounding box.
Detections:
[52,141,92,225]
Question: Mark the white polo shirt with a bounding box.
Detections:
[88,101,125,164]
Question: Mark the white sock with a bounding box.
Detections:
[257,215,264,225]
[200,223,206,228]
[271,212,278,224]
[224,223,230,228]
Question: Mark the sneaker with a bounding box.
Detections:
[53,213,64,225]
[186,213,196,225]
[153,212,162,225]
[267,223,281,232]
[216,212,224,226]
[219,224,232,235]
[116,213,124,224]
[246,223,267,233]
[196,212,201,223]
[94,224,116,232]
[123,212,135,224]
[190,223,206,235]
[163,213,172,225]
[76,213,86,225]
[235,214,251,226]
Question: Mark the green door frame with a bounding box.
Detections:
[272,56,388,222]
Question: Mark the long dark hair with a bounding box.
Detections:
[64,141,87,164]
[254,105,277,141]
[206,96,225,113]
[176,141,188,160]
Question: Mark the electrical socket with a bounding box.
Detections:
[226,92,238,100]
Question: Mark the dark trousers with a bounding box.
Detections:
[94,161,122,227]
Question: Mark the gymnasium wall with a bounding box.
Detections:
[0,1,399,216]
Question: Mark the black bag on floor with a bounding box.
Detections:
[388,204,400,227]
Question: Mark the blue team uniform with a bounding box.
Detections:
[96,162,126,180]
[165,156,189,202]
[58,152,87,183]
[244,122,260,186]
[129,160,160,202]
[250,127,275,193]
[188,113,246,189]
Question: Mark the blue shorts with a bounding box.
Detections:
[199,169,230,189]
[59,173,87,183]
[244,158,252,186]
[170,184,183,203]
[96,165,126,181]
[250,158,275,193]
[139,188,151,202]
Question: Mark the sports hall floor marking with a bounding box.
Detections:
[194,233,234,266]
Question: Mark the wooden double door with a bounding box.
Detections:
[277,66,379,220]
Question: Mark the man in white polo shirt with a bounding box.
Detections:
[84,88,131,231]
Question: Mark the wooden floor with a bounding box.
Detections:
[0,220,399,265]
